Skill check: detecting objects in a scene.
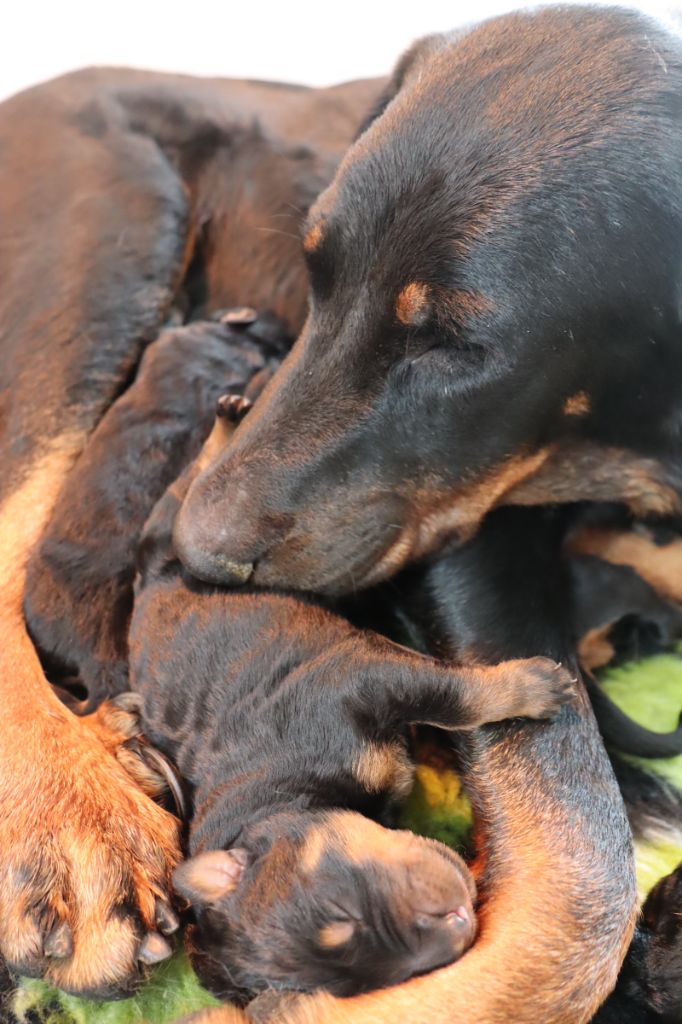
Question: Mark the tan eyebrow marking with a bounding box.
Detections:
[303,221,325,254]
[395,282,430,326]
[563,391,591,417]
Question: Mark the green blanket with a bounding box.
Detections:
[9,650,682,1024]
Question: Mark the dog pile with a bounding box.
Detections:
[3,6,682,1024]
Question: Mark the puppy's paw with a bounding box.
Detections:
[498,657,577,721]
[0,705,180,997]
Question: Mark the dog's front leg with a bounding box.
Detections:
[0,74,191,994]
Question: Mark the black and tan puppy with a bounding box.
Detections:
[184,505,638,1024]
[127,416,572,1002]
[593,862,682,1022]
[25,312,287,712]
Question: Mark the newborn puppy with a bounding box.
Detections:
[24,311,287,710]
[129,413,574,1002]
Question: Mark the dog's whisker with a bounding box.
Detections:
[255,227,302,241]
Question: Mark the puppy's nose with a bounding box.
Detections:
[410,902,476,976]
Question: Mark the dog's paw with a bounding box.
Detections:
[85,693,185,817]
[498,657,577,721]
[0,704,181,997]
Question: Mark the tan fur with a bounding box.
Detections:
[0,434,83,616]
[0,439,181,992]
[84,702,169,801]
[353,741,414,796]
[319,921,356,948]
[364,450,553,586]
[395,282,430,326]
[438,288,490,324]
[578,625,616,671]
[303,221,325,253]
[569,528,682,604]
[301,813,426,875]
[563,391,591,417]
[506,443,680,518]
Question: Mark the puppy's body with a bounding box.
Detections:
[130,425,570,1000]
[25,318,286,711]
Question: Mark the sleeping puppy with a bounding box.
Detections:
[127,411,573,1002]
[568,553,682,759]
[24,311,288,711]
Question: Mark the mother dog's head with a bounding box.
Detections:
[175,7,682,594]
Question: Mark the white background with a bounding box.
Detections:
[3,0,676,103]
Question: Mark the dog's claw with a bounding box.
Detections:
[216,393,253,424]
[112,691,143,714]
[219,306,257,326]
[155,899,180,936]
[138,932,173,965]
[44,922,73,959]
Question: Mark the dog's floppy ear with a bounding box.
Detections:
[173,849,250,906]
[354,33,451,140]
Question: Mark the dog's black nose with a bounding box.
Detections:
[175,532,254,586]
[173,506,255,586]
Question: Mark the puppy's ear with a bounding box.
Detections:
[173,849,250,907]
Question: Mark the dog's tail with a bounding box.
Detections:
[611,752,682,844]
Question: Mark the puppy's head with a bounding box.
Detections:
[174,809,476,1002]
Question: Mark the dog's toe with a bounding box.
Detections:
[0,709,181,996]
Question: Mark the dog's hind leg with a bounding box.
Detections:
[0,75,190,995]
[267,509,638,1024]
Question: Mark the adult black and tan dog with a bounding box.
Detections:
[170,5,682,1021]
[0,5,678,1021]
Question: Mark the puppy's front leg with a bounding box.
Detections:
[346,637,576,733]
